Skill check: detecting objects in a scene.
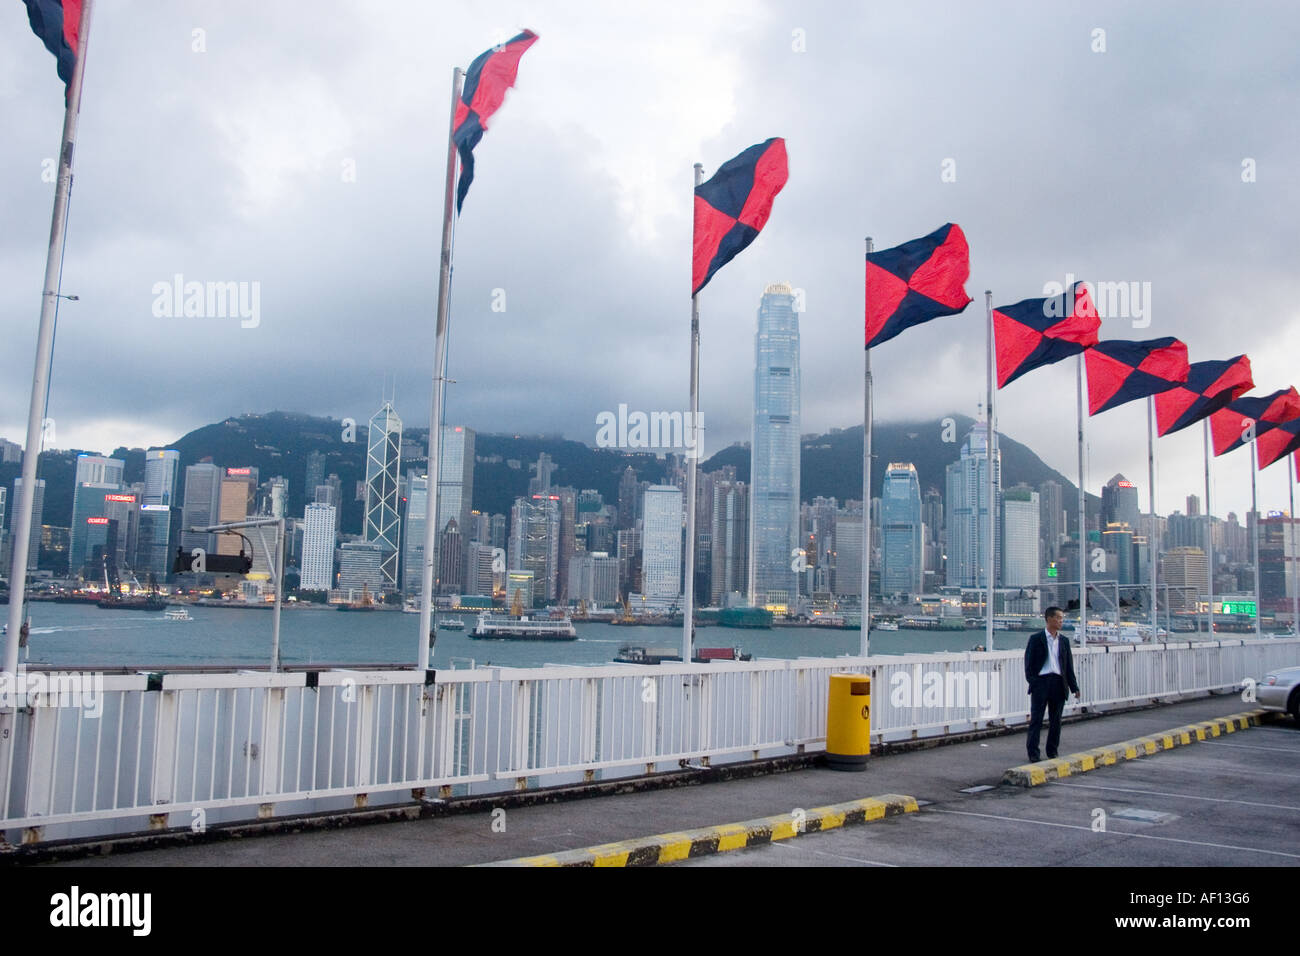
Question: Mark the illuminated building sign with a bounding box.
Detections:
[1116,481,1135,488]
[87,517,109,525]
[226,467,251,476]
[104,493,136,503]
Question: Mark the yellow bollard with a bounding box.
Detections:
[825,673,871,770]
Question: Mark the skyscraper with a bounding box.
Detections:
[10,478,44,574]
[642,485,683,603]
[710,478,749,605]
[181,463,222,555]
[363,401,403,592]
[301,502,337,592]
[945,423,1001,589]
[1002,487,1041,587]
[507,495,560,604]
[1101,474,1140,529]
[304,451,326,506]
[143,449,180,507]
[401,472,428,594]
[617,466,638,530]
[217,467,258,556]
[748,282,801,610]
[881,463,923,598]
[1038,479,1064,563]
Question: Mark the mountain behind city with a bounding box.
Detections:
[1,411,1092,536]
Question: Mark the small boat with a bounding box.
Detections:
[164,607,192,621]
[693,646,752,663]
[874,620,899,632]
[438,616,466,630]
[614,644,682,664]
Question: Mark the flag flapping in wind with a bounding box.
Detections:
[1208,387,1300,457]
[1154,355,1253,436]
[1255,414,1300,469]
[1085,338,1190,415]
[692,138,788,295]
[452,30,538,212]
[23,0,82,87]
[994,282,1101,388]
[864,223,971,348]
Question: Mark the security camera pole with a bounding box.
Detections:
[186,517,286,671]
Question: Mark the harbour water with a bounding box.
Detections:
[12,603,1035,670]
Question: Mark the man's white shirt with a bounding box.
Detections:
[1039,630,1062,676]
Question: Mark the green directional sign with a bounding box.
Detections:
[1046,564,1058,578]
[1221,601,1256,615]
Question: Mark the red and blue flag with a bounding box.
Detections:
[1255,414,1300,469]
[1085,337,1189,415]
[1208,387,1300,457]
[23,0,82,87]
[864,223,971,349]
[452,30,538,213]
[692,138,788,295]
[1154,355,1253,436]
[994,282,1101,388]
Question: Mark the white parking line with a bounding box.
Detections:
[1200,740,1300,754]
[926,808,1300,860]
[770,841,897,866]
[1049,781,1300,811]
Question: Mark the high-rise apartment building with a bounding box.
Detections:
[10,478,44,573]
[301,502,337,592]
[749,282,801,610]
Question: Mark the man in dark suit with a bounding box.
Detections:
[1024,606,1081,761]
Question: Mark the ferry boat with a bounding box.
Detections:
[164,607,192,622]
[472,610,577,641]
[873,619,899,632]
[438,616,466,630]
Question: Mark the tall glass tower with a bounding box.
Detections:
[748,282,801,610]
[944,422,1001,588]
[364,401,403,592]
[881,462,923,597]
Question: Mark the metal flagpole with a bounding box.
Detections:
[1077,353,1088,644]
[1204,418,1214,635]
[1251,439,1261,638]
[418,66,464,669]
[681,163,705,664]
[1290,460,1298,636]
[5,0,95,677]
[984,291,995,652]
[861,238,873,657]
[1147,397,1159,638]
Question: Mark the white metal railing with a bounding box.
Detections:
[3,638,1297,842]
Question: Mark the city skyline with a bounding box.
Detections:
[3,3,1299,527]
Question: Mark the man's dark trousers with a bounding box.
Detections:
[1027,674,1067,761]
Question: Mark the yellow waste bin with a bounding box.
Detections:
[825,673,871,770]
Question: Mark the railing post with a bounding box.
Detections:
[260,686,285,796]
[354,683,376,790]
[23,708,56,819]
[580,677,598,765]
[151,687,178,807]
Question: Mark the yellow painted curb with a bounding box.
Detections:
[1003,710,1271,787]
[481,793,920,867]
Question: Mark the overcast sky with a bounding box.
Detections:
[3,0,1299,519]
